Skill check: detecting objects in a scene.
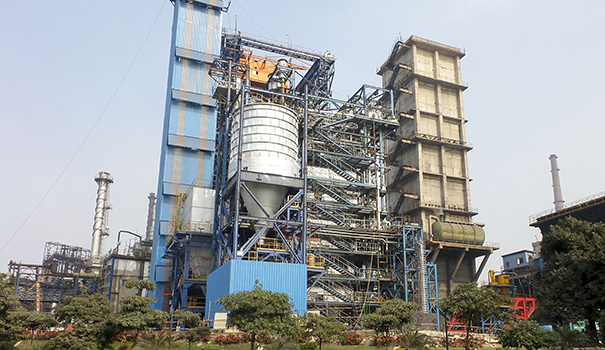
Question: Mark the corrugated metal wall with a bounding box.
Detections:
[206,260,307,322]
[150,0,223,310]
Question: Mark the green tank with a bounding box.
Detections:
[431,222,485,245]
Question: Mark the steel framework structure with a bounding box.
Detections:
[153,6,444,322]
[399,225,438,313]
[207,31,439,326]
[9,243,97,313]
[164,190,213,312]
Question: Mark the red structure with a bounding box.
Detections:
[513,297,536,319]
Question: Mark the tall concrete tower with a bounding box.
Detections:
[91,171,113,267]
[150,0,224,310]
[379,36,495,297]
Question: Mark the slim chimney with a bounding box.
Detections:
[145,193,156,241]
[91,171,113,267]
[549,154,564,211]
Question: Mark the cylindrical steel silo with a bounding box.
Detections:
[229,103,299,220]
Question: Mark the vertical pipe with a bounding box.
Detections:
[145,193,156,241]
[417,237,428,313]
[233,81,246,258]
[215,61,234,268]
[302,86,309,264]
[107,257,115,308]
[14,265,20,296]
[549,154,564,211]
[373,119,381,230]
[403,227,409,303]
[35,279,41,313]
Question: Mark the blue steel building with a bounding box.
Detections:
[150,0,223,310]
[151,0,494,329]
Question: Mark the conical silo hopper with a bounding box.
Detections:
[228,103,300,229]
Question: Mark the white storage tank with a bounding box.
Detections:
[228,103,299,219]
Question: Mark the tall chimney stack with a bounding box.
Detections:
[145,193,156,241]
[549,154,564,211]
[91,171,113,267]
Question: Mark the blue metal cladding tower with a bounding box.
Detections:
[150,0,224,310]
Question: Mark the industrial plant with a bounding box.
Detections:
[143,0,498,329]
[7,0,512,330]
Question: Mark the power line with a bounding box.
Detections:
[232,0,277,41]
[0,0,167,255]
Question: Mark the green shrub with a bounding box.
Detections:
[142,332,170,350]
[498,319,554,350]
[299,341,318,350]
[264,335,298,350]
[398,328,427,349]
[340,333,363,345]
[43,331,95,350]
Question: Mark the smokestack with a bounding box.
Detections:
[91,171,113,267]
[145,193,156,241]
[549,154,564,211]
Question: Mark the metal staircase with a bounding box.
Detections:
[316,279,354,303]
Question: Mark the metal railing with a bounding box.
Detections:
[307,254,325,269]
[529,190,605,223]
[187,297,205,309]
[255,238,287,251]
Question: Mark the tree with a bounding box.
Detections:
[174,310,210,350]
[178,325,212,350]
[173,309,201,329]
[541,217,605,343]
[439,283,510,350]
[44,331,98,350]
[554,324,588,350]
[102,280,167,348]
[304,314,347,350]
[112,295,167,348]
[497,318,556,350]
[217,281,299,350]
[361,298,416,336]
[0,274,27,341]
[124,279,156,295]
[52,293,113,349]
[55,293,112,328]
[14,310,56,344]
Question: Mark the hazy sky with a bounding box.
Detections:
[1,1,604,282]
